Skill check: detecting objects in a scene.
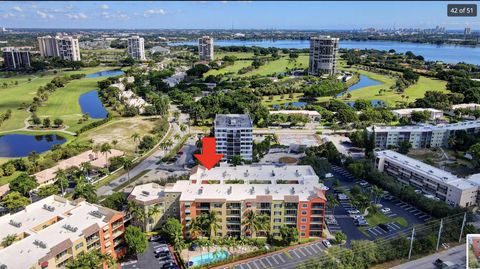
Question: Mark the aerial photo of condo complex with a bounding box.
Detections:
[0,1,479,269]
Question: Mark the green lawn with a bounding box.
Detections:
[205,60,253,76]
[241,55,309,77]
[262,93,304,106]
[214,51,256,60]
[364,211,408,228]
[0,171,22,186]
[0,67,112,132]
[35,76,108,132]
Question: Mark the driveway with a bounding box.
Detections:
[122,241,176,269]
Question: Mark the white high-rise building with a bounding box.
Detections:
[214,114,253,162]
[127,36,146,61]
[198,36,214,61]
[308,36,339,76]
[37,35,81,61]
[465,27,472,35]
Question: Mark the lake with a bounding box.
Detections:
[337,75,383,97]
[170,39,480,65]
[86,69,124,78]
[79,90,108,119]
[0,134,66,157]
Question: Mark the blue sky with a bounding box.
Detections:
[0,1,478,30]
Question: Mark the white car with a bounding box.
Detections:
[348,209,360,214]
[380,208,391,214]
[359,181,369,187]
[322,240,332,248]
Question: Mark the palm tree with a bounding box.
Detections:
[54,168,68,196]
[180,124,187,132]
[203,211,221,239]
[100,143,112,168]
[92,144,100,159]
[131,132,141,154]
[371,185,384,204]
[80,162,93,179]
[326,194,340,215]
[28,151,40,172]
[121,157,134,182]
[127,201,147,230]
[242,210,270,238]
[174,134,181,141]
[189,216,206,239]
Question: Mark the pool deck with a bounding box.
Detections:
[181,245,258,265]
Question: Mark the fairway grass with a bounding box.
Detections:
[0,67,114,132]
[205,60,253,76]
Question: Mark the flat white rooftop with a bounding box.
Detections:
[375,150,479,190]
[190,165,319,184]
[269,110,321,116]
[391,108,442,115]
[0,195,120,269]
[166,180,327,202]
[128,183,165,205]
[451,103,480,110]
[368,120,480,133]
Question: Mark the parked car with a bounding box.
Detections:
[149,235,162,242]
[162,262,177,269]
[414,189,423,194]
[359,181,369,187]
[322,240,332,248]
[380,208,391,214]
[347,209,360,215]
[378,223,391,232]
[354,218,368,226]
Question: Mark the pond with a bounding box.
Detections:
[272,101,308,109]
[86,69,124,78]
[0,134,66,157]
[337,75,383,97]
[347,100,385,107]
[79,90,108,119]
[188,250,229,267]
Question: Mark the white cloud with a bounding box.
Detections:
[1,13,16,19]
[31,4,38,9]
[100,4,109,10]
[66,12,88,20]
[64,5,75,10]
[36,11,54,19]
[11,6,23,12]
[144,9,166,17]
[102,11,129,20]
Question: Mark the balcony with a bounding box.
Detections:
[113,230,123,239]
[112,222,123,230]
[55,253,72,264]
[86,235,100,245]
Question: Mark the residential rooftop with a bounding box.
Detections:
[166,180,327,202]
[0,195,122,269]
[391,108,443,115]
[375,150,480,190]
[269,110,321,116]
[367,120,480,133]
[451,103,480,110]
[128,183,165,206]
[189,165,319,184]
[214,114,253,129]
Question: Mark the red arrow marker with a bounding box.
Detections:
[194,137,224,170]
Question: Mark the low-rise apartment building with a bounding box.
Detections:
[175,165,327,239]
[269,110,321,122]
[391,108,443,120]
[127,183,181,232]
[215,114,253,162]
[374,150,480,207]
[0,195,126,269]
[367,120,480,149]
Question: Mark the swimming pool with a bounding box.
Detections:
[188,250,229,267]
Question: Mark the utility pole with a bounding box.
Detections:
[408,227,415,260]
[436,218,444,251]
[459,212,467,243]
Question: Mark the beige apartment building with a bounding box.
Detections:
[375,150,480,207]
[198,36,214,61]
[127,36,146,61]
[308,36,339,76]
[37,35,81,61]
[130,165,328,239]
[0,195,125,269]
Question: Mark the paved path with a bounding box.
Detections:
[96,108,189,196]
[391,244,466,269]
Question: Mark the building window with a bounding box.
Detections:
[75,243,83,250]
[301,210,307,215]
[301,226,306,230]
[302,204,308,208]
[214,203,222,208]
[274,211,282,216]
[301,218,307,222]
[274,204,282,208]
[274,218,281,223]
[300,232,305,236]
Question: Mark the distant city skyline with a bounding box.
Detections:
[0,1,478,30]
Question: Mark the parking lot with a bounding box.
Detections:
[325,165,430,241]
[122,240,178,269]
[220,241,327,269]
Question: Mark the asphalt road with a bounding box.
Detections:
[391,244,466,269]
